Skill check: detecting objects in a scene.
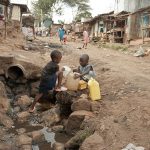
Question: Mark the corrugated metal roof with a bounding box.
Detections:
[84,11,114,23]
[131,6,150,15]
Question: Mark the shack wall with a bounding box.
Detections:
[125,0,150,12]
[128,11,150,40]
[0,4,4,15]
[115,0,150,13]
[11,5,21,21]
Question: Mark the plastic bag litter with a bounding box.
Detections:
[41,127,56,147]
[32,145,39,150]
[63,66,71,77]
[122,143,145,150]
[134,46,145,57]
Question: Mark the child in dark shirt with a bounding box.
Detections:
[29,50,63,112]
[74,54,95,81]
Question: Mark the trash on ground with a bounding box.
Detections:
[134,46,150,57]
[122,143,145,150]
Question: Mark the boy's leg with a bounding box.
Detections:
[29,93,43,112]
[56,71,63,90]
[85,43,87,49]
[83,43,85,48]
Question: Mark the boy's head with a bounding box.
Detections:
[50,50,62,64]
[79,54,89,67]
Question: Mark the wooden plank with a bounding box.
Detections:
[141,15,145,44]
[4,6,8,39]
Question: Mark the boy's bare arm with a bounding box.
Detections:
[74,66,92,79]
[73,66,80,73]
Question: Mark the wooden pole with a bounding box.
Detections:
[4,5,8,39]
[141,16,144,44]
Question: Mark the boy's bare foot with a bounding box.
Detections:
[29,106,36,113]
[55,88,61,92]
[55,86,67,91]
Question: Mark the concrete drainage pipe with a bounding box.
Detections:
[6,64,26,80]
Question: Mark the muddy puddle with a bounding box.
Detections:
[8,119,72,150]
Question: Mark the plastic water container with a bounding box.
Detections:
[63,66,71,77]
[88,78,101,101]
[65,72,80,91]
[78,80,87,90]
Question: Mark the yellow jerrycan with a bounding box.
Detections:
[88,78,101,100]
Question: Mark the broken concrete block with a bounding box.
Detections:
[17,111,30,122]
[52,125,64,132]
[0,97,10,113]
[15,134,32,147]
[53,142,65,150]
[0,112,14,128]
[0,81,7,98]
[71,99,91,112]
[41,107,61,127]
[0,143,12,150]
[14,106,21,113]
[16,95,32,110]
[30,130,44,143]
[17,128,26,135]
[80,133,104,150]
[65,110,94,135]
[65,129,93,149]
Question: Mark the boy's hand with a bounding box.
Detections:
[74,73,81,79]
[61,67,65,71]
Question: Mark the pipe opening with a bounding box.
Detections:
[7,66,24,80]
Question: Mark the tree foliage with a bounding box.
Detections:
[75,3,92,21]
[33,0,91,22]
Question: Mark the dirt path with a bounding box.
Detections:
[44,37,150,149]
[0,35,149,149]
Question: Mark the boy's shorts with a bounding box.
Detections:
[39,74,57,94]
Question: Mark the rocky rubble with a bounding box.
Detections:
[15,95,32,110]
[65,110,94,135]
[80,133,104,150]
[17,111,30,123]
[71,98,91,111]
[41,106,61,127]
[53,142,65,150]
[0,112,14,128]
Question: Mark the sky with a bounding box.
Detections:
[25,0,115,23]
[53,0,115,23]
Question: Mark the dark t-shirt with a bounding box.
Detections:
[41,61,59,80]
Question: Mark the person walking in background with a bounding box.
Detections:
[83,29,89,49]
[63,31,67,45]
[58,25,65,44]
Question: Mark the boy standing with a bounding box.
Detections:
[29,50,63,112]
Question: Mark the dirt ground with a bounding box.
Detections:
[47,37,150,149]
[1,35,150,149]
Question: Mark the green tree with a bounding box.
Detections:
[75,3,92,22]
[63,0,91,21]
[33,0,91,22]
